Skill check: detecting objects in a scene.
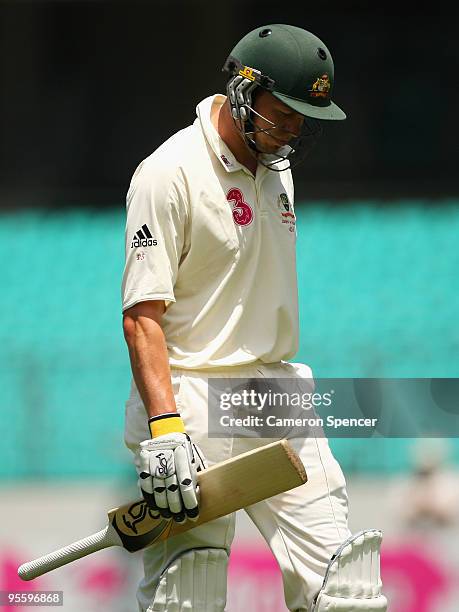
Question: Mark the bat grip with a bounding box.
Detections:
[18,526,118,581]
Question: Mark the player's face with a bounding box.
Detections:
[251,91,305,154]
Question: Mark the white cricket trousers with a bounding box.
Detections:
[124,362,351,611]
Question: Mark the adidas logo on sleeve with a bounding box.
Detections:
[131,224,158,248]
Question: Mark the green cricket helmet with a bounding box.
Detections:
[223,24,346,121]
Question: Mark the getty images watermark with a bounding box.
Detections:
[218,387,376,432]
[208,378,459,438]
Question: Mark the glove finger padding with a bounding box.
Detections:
[139,445,159,510]
[139,446,154,495]
[151,448,175,518]
[165,473,184,520]
[174,444,199,520]
[152,475,169,515]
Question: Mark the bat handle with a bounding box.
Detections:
[18,525,120,581]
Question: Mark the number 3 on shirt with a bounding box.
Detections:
[226,188,254,226]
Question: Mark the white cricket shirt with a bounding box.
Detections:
[122,94,299,368]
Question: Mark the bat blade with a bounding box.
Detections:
[18,440,306,580]
[109,439,307,550]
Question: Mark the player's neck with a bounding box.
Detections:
[214,100,258,176]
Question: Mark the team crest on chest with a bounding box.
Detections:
[226,188,254,226]
[278,193,296,233]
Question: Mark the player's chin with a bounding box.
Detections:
[258,135,289,153]
[257,140,283,154]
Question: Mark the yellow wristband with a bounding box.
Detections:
[148,413,186,438]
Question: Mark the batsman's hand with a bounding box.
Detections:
[139,413,206,524]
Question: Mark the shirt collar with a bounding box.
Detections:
[195,94,242,173]
[196,94,290,174]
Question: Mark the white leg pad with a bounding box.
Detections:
[147,548,228,612]
[312,529,387,611]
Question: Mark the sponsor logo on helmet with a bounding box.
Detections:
[239,65,256,82]
[310,74,330,98]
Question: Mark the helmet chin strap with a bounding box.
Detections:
[226,74,323,172]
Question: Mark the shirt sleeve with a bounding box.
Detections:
[121,158,188,312]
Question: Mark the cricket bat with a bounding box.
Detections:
[18,440,307,580]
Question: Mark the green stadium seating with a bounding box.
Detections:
[1,202,458,478]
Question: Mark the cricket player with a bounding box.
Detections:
[122,24,387,611]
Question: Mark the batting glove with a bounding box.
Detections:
[139,413,206,524]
